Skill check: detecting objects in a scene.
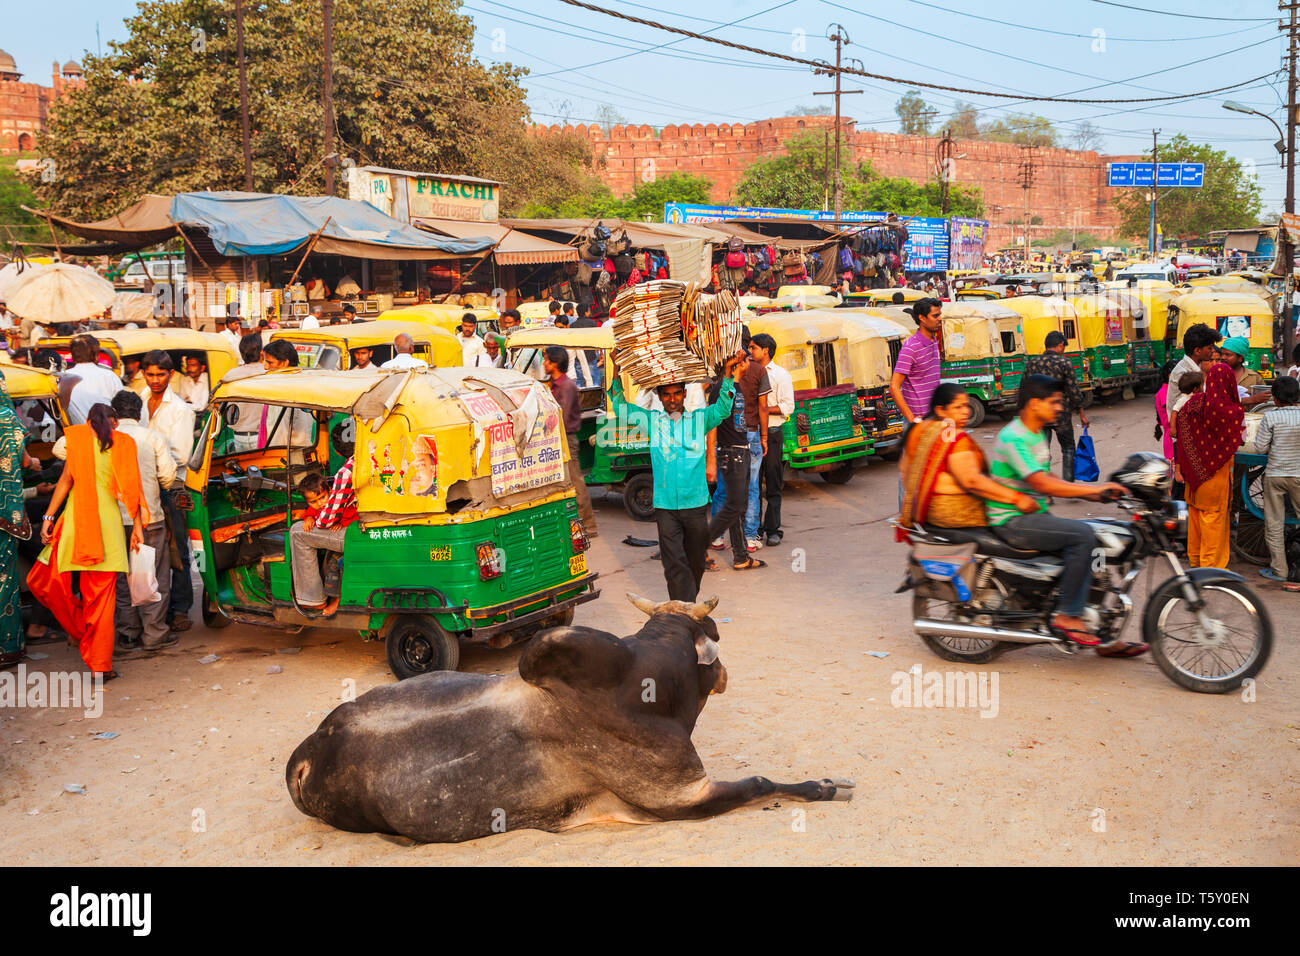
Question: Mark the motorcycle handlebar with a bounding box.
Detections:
[1099,487,1124,503]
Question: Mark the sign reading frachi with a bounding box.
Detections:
[408,176,499,222]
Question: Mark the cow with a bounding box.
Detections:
[286,593,853,843]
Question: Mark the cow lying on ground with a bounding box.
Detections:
[286,593,853,843]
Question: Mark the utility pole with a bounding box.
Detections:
[1281,1,1298,362]
[1149,130,1160,259]
[936,128,954,217]
[1018,145,1037,260]
[235,0,253,191]
[322,0,336,196]
[812,24,861,223]
[823,128,830,211]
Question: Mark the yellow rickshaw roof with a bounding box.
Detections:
[45,327,239,356]
[1068,292,1140,317]
[939,300,1023,322]
[816,311,909,340]
[1000,295,1079,319]
[762,293,842,310]
[1173,291,1274,316]
[516,301,555,318]
[844,287,926,303]
[505,326,614,350]
[744,310,851,346]
[271,320,460,349]
[0,360,59,399]
[776,285,834,298]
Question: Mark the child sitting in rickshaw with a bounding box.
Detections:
[290,458,357,616]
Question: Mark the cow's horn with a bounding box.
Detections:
[689,596,720,621]
[627,592,658,617]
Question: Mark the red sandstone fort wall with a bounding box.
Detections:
[530,116,1139,251]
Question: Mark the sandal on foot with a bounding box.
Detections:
[1096,641,1149,658]
[704,557,721,572]
[1051,623,1101,646]
[733,558,767,571]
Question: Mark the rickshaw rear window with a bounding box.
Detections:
[290,343,343,370]
[1062,320,1077,341]
[999,331,1017,353]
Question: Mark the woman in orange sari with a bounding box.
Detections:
[28,403,145,680]
[899,383,1036,538]
[1176,362,1243,568]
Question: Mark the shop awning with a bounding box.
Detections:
[1222,231,1261,253]
[170,192,496,260]
[23,194,178,247]
[502,217,740,250]
[412,217,578,266]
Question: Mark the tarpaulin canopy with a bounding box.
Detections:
[170,192,495,260]
[23,194,177,247]
[502,217,740,251]
[412,217,578,266]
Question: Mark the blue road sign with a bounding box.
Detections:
[1107,162,1204,187]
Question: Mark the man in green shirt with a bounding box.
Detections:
[609,352,745,601]
[989,374,1126,646]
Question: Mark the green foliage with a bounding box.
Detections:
[33,0,581,219]
[979,114,1058,148]
[0,161,45,243]
[946,101,980,140]
[895,91,934,136]
[1113,134,1262,239]
[1033,228,1103,249]
[521,172,713,221]
[733,133,984,217]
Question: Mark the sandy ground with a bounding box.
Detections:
[3,398,1296,865]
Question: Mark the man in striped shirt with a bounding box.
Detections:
[1256,376,1300,582]
[890,297,943,425]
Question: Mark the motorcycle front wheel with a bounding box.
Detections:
[1143,578,1272,693]
[912,594,1006,664]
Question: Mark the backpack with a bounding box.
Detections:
[725,250,746,269]
[755,247,769,271]
[593,222,612,241]
[839,246,854,270]
[727,236,744,253]
[615,253,636,277]
[584,238,606,259]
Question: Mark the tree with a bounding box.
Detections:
[521,171,712,221]
[593,103,626,137]
[784,104,832,117]
[1071,120,1105,153]
[0,162,46,244]
[1113,134,1262,239]
[980,114,1058,147]
[33,0,569,219]
[895,91,934,136]
[946,101,980,141]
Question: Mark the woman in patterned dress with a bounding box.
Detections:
[0,368,32,667]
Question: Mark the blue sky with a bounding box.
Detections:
[6,0,1291,211]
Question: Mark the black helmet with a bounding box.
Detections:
[1110,452,1172,500]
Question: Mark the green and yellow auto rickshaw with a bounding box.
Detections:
[185,365,599,679]
[825,311,909,457]
[934,301,1025,426]
[1166,291,1276,378]
[1002,295,1091,403]
[504,325,659,520]
[1070,291,1140,402]
[269,320,463,370]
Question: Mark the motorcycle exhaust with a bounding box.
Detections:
[914,618,1062,645]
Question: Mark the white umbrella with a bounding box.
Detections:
[110,291,158,325]
[0,260,47,301]
[4,262,116,324]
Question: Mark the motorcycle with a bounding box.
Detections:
[897,453,1272,693]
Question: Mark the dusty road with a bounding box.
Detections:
[4,397,1295,865]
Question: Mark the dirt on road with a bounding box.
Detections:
[3,398,1295,865]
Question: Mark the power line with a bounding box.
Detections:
[1085,0,1274,21]
[555,0,1274,103]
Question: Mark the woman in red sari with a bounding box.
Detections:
[1176,362,1244,568]
[898,383,1036,538]
[28,403,146,680]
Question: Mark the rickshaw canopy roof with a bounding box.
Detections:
[760,293,842,311]
[210,367,404,412]
[506,326,614,350]
[271,320,460,351]
[1000,295,1079,320]
[71,327,240,357]
[1173,291,1274,317]
[0,360,59,399]
[745,311,850,347]
[776,285,834,298]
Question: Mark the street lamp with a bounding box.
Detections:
[1223,101,1286,156]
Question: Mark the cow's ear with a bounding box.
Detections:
[695,633,720,666]
[519,626,635,691]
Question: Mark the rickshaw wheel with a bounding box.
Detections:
[201,591,231,629]
[384,616,461,680]
[964,395,986,428]
[623,472,656,521]
[821,463,855,484]
[1231,516,1271,565]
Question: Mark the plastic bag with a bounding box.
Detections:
[128,543,161,607]
[1075,427,1100,482]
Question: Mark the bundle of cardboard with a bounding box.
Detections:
[612,280,744,388]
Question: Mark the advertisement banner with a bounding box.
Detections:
[948,217,990,271]
[460,389,565,497]
[348,166,500,222]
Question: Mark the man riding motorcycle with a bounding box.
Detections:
[988,373,1129,649]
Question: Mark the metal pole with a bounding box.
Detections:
[1149,131,1158,259]
[322,0,335,196]
[833,33,843,222]
[1284,1,1297,363]
[236,0,253,191]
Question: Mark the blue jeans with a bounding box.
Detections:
[994,513,1097,617]
[745,429,762,538]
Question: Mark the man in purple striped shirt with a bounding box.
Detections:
[890,297,944,424]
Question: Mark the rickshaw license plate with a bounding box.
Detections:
[569,554,587,576]
[430,546,452,562]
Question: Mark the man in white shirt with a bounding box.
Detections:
[60,333,124,425]
[473,335,504,369]
[300,305,323,331]
[751,332,794,546]
[220,314,244,351]
[140,349,197,632]
[177,355,210,412]
[380,333,429,371]
[349,345,376,371]
[458,313,487,366]
[110,389,180,651]
[0,299,12,331]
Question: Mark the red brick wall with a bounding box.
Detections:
[529,115,1140,250]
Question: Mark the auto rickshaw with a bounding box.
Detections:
[504,326,658,520]
[1069,291,1141,402]
[824,311,909,457]
[751,292,842,313]
[1002,295,1092,403]
[839,287,927,308]
[1166,291,1276,378]
[377,302,500,336]
[1120,281,1176,382]
[269,320,462,370]
[34,327,239,398]
[744,310,873,482]
[932,300,1026,426]
[187,366,600,679]
[776,284,834,299]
